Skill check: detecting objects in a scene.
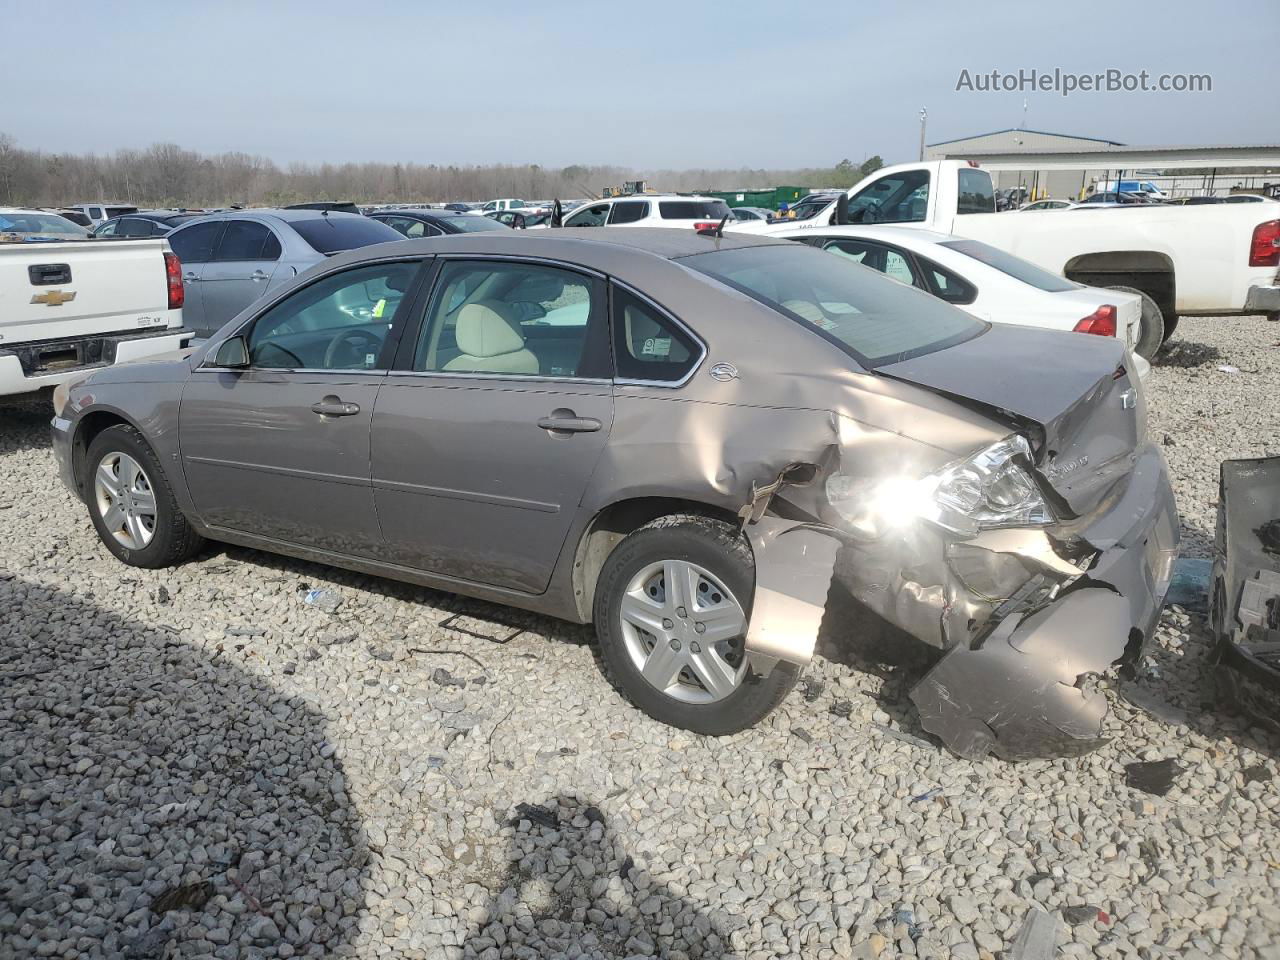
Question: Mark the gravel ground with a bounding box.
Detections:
[2,315,1278,960]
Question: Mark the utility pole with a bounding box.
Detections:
[918,108,928,161]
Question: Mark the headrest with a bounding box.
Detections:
[456,301,526,358]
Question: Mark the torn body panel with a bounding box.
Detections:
[908,446,1179,759]
[742,517,841,667]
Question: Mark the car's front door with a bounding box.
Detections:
[200,219,282,336]
[179,258,425,556]
[371,257,613,593]
[167,220,225,337]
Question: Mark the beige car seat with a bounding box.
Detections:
[443,300,539,374]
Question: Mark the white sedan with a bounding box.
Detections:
[773,224,1150,379]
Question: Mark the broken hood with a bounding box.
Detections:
[875,323,1143,517]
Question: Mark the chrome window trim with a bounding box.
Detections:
[609,280,706,390]
[385,370,611,386]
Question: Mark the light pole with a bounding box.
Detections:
[918,108,928,161]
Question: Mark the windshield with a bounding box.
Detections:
[0,212,90,237]
[786,196,834,221]
[289,215,403,253]
[448,215,508,232]
[938,238,1078,292]
[685,244,985,367]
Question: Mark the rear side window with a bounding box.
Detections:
[215,220,275,260]
[612,286,699,383]
[609,201,649,224]
[658,200,731,220]
[957,169,996,215]
[917,257,978,305]
[169,221,224,264]
[290,216,403,254]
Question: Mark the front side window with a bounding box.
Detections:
[612,286,699,383]
[95,220,119,237]
[246,261,419,370]
[565,203,610,227]
[118,217,154,237]
[685,244,983,367]
[414,260,599,378]
[609,201,649,224]
[848,170,930,224]
[168,221,224,264]
[957,169,996,215]
[215,220,277,260]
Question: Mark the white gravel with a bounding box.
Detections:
[2,315,1278,960]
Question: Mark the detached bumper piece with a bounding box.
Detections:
[1211,457,1280,730]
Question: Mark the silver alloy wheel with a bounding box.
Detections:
[618,559,749,704]
[93,452,157,550]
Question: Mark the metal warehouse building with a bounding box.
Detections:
[925,128,1123,200]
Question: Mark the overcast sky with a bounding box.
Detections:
[5,0,1276,169]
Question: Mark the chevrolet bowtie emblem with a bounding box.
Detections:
[31,289,77,307]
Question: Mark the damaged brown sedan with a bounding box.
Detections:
[50,228,1178,759]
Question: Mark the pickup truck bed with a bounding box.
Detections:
[1,239,191,397]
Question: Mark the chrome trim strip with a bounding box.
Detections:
[184,455,369,487]
[372,477,559,513]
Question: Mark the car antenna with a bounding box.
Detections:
[697,215,729,238]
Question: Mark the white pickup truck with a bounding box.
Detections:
[1,238,192,398]
[732,159,1280,356]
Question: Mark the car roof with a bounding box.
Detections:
[375,208,478,219]
[593,194,719,203]
[186,208,366,224]
[776,224,955,246]
[324,227,788,273]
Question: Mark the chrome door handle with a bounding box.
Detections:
[311,398,361,417]
[250,270,270,281]
[537,415,602,433]
[183,273,200,282]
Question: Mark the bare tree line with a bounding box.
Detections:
[0,133,879,208]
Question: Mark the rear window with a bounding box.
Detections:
[938,239,1078,292]
[956,169,995,215]
[448,215,508,232]
[290,215,403,254]
[685,244,984,367]
[659,200,731,220]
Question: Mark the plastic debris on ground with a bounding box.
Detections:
[509,802,559,829]
[1217,364,1241,374]
[299,586,342,614]
[1007,907,1059,960]
[1124,758,1183,796]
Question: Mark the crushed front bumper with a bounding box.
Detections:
[908,445,1179,759]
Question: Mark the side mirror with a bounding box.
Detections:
[211,335,249,369]
[833,194,851,225]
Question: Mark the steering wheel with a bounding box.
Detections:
[860,203,881,224]
[254,342,305,369]
[323,327,383,369]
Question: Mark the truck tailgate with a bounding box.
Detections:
[0,240,176,346]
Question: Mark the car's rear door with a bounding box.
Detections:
[370,256,614,593]
[199,219,282,335]
[167,220,225,337]
[179,257,427,556]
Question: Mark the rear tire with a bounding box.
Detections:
[85,425,204,568]
[593,514,799,735]
[1106,284,1165,358]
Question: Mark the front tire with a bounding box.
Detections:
[593,515,798,735]
[85,424,204,568]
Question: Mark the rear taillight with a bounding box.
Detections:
[1248,219,1280,267]
[164,251,184,309]
[693,222,719,231]
[1073,304,1117,337]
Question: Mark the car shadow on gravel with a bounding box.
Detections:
[462,794,730,959]
[0,397,54,454]
[0,575,371,958]
[1152,339,1224,369]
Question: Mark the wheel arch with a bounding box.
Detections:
[569,497,743,622]
[1062,250,1176,320]
[70,409,143,499]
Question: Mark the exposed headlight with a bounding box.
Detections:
[825,435,1052,539]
